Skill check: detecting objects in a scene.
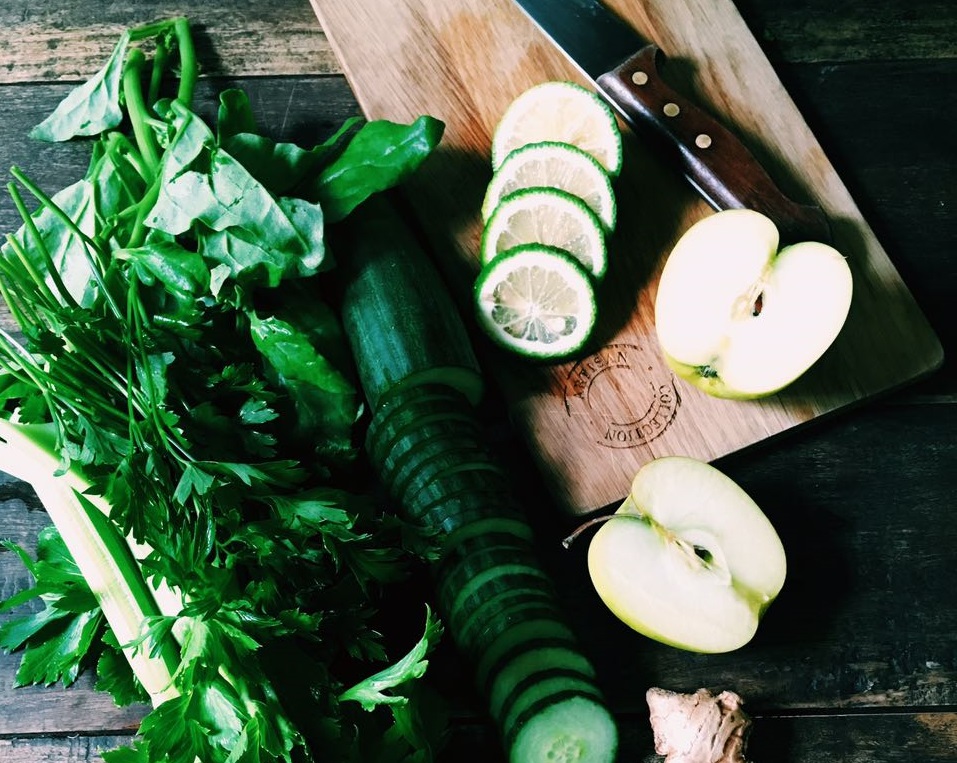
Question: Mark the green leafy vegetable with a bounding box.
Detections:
[0,17,449,763]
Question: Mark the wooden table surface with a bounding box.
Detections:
[0,1,954,761]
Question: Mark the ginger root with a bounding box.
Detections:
[646,687,753,763]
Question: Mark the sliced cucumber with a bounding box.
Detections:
[506,695,618,763]
[434,541,540,601]
[336,193,617,763]
[454,594,565,652]
[390,444,493,504]
[474,617,578,688]
[440,516,535,551]
[487,645,598,721]
[365,386,477,467]
[412,489,525,526]
[400,457,507,509]
[441,561,551,621]
[380,431,487,492]
[503,682,607,753]
[405,469,515,518]
[443,565,554,627]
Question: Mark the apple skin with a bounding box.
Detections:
[654,209,853,399]
[586,456,786,653]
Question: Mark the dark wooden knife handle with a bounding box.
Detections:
[596,44,831,245]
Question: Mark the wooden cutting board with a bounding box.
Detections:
[309,0,943,515]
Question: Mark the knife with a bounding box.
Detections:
[511,0,831,244]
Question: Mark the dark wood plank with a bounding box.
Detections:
[1,0,954,86]
[738,0,957,63]
[0,736,136,762]
[443,710,957,762]
[6,712,955,762]
[0,1,337,83]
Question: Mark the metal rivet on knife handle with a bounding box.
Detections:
[663,102,680,117]
[631,71,649,85]
[696,134,713,149]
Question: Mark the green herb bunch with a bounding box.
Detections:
[0,18,448,763]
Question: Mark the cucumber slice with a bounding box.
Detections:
[380,431,487,492]
[474,617,578,689]
[506,695,618,763]
[502,675,605,742]
[412,488,525,525]
[443,565,555,628]
[454,595,565,652]
[441,516,535,552]
[405,469,515,518]
[487,645,598,721]
[400,457,507,509]
[435,542,540,604]
[365,385,477,467]
[391,444,493,505]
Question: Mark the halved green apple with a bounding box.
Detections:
[586,457,786,653]
[654,209,853,399]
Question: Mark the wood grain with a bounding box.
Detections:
[309,0,943,514]
[1,0,952,86]
[0,1,336,84]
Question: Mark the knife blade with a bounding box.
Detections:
[512,0,831,244]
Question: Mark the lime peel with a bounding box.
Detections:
[473,244,598,361]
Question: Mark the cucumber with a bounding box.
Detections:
[474,617,578,688]
[389,443,492,504]
[454,595,565,652]
[441,516,535,552]
[441,563,553,624]
[502,675,605,739]
[336,196,484,409]
[434,542,541,606]
[335,194,617,763]
[487,645,598,721]
[399,456,507,509]
[405,468,515,518]
[507,695,619,763]
[365,386,479,467]
[379,431,486,493]
[412,491,526,530]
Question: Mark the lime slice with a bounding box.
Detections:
[481,187,608,280]
[491,81,623,177]
[474,244,597,360]
[482,141,617,232]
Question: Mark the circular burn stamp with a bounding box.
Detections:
[562,343,680,449]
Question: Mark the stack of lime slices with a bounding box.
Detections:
[473,81,622,360]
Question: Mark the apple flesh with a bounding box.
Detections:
[654,209,853,399]
[587,456,786,653]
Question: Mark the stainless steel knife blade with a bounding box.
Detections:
[512,0,831,244]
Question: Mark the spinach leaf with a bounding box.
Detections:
[307,115,445,223]
[2,178,100,307]
[30,31,133,142]
[147,103,329,288]
[222,97,362,197]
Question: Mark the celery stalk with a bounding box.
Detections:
[0,418,181,706]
